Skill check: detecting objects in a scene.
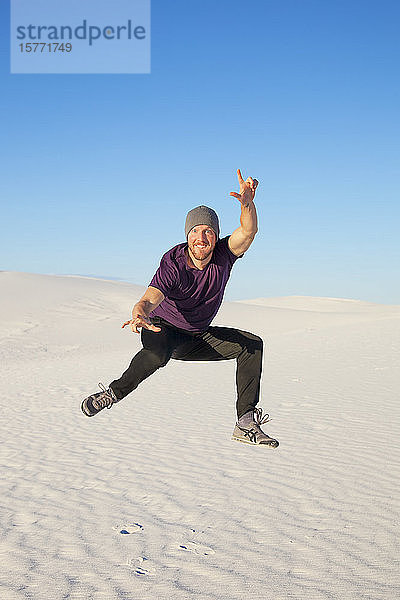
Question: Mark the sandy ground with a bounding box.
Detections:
[1,271,399,599]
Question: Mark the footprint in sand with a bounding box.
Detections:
[113,522,144,534]
[127,556,151,576]
[179,541,215,556]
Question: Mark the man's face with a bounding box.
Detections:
[187,225,217,262]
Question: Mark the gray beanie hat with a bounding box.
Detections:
[185,205,220,239]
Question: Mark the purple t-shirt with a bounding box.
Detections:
[149,236,240,333]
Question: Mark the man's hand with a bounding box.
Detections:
[230,169,259,206]
[122,315,161,334]
[121,287,164,334]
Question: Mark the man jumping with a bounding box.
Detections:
[81,169,279,447]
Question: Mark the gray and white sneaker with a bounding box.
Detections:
[232,407,279,447]
[81,383,118,417]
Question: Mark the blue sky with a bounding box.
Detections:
[1,0,399,303]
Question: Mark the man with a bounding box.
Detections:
[81,169,279,447]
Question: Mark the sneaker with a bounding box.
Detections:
[81,383,118,417]
[232,407,279,447]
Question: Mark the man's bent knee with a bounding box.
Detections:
[149,350,171,368]
[245,332,263,355]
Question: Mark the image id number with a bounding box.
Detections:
[19,43,72,53]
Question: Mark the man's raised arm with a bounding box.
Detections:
[228,169,259,257]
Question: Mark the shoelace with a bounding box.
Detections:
[94,382,116,410]
[253,407,271,426]
[238,408,272,443]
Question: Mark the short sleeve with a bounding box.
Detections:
[149,254,178,298]
[219,235,243,266]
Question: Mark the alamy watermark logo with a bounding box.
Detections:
[11,0,150,74]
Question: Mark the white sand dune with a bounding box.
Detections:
[0,271,399,599]
[235,295,393,312]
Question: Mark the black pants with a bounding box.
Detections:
[110,317,263,418]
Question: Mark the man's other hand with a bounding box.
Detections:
[121,316,161,334]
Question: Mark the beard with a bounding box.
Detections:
[188,241,214,262]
